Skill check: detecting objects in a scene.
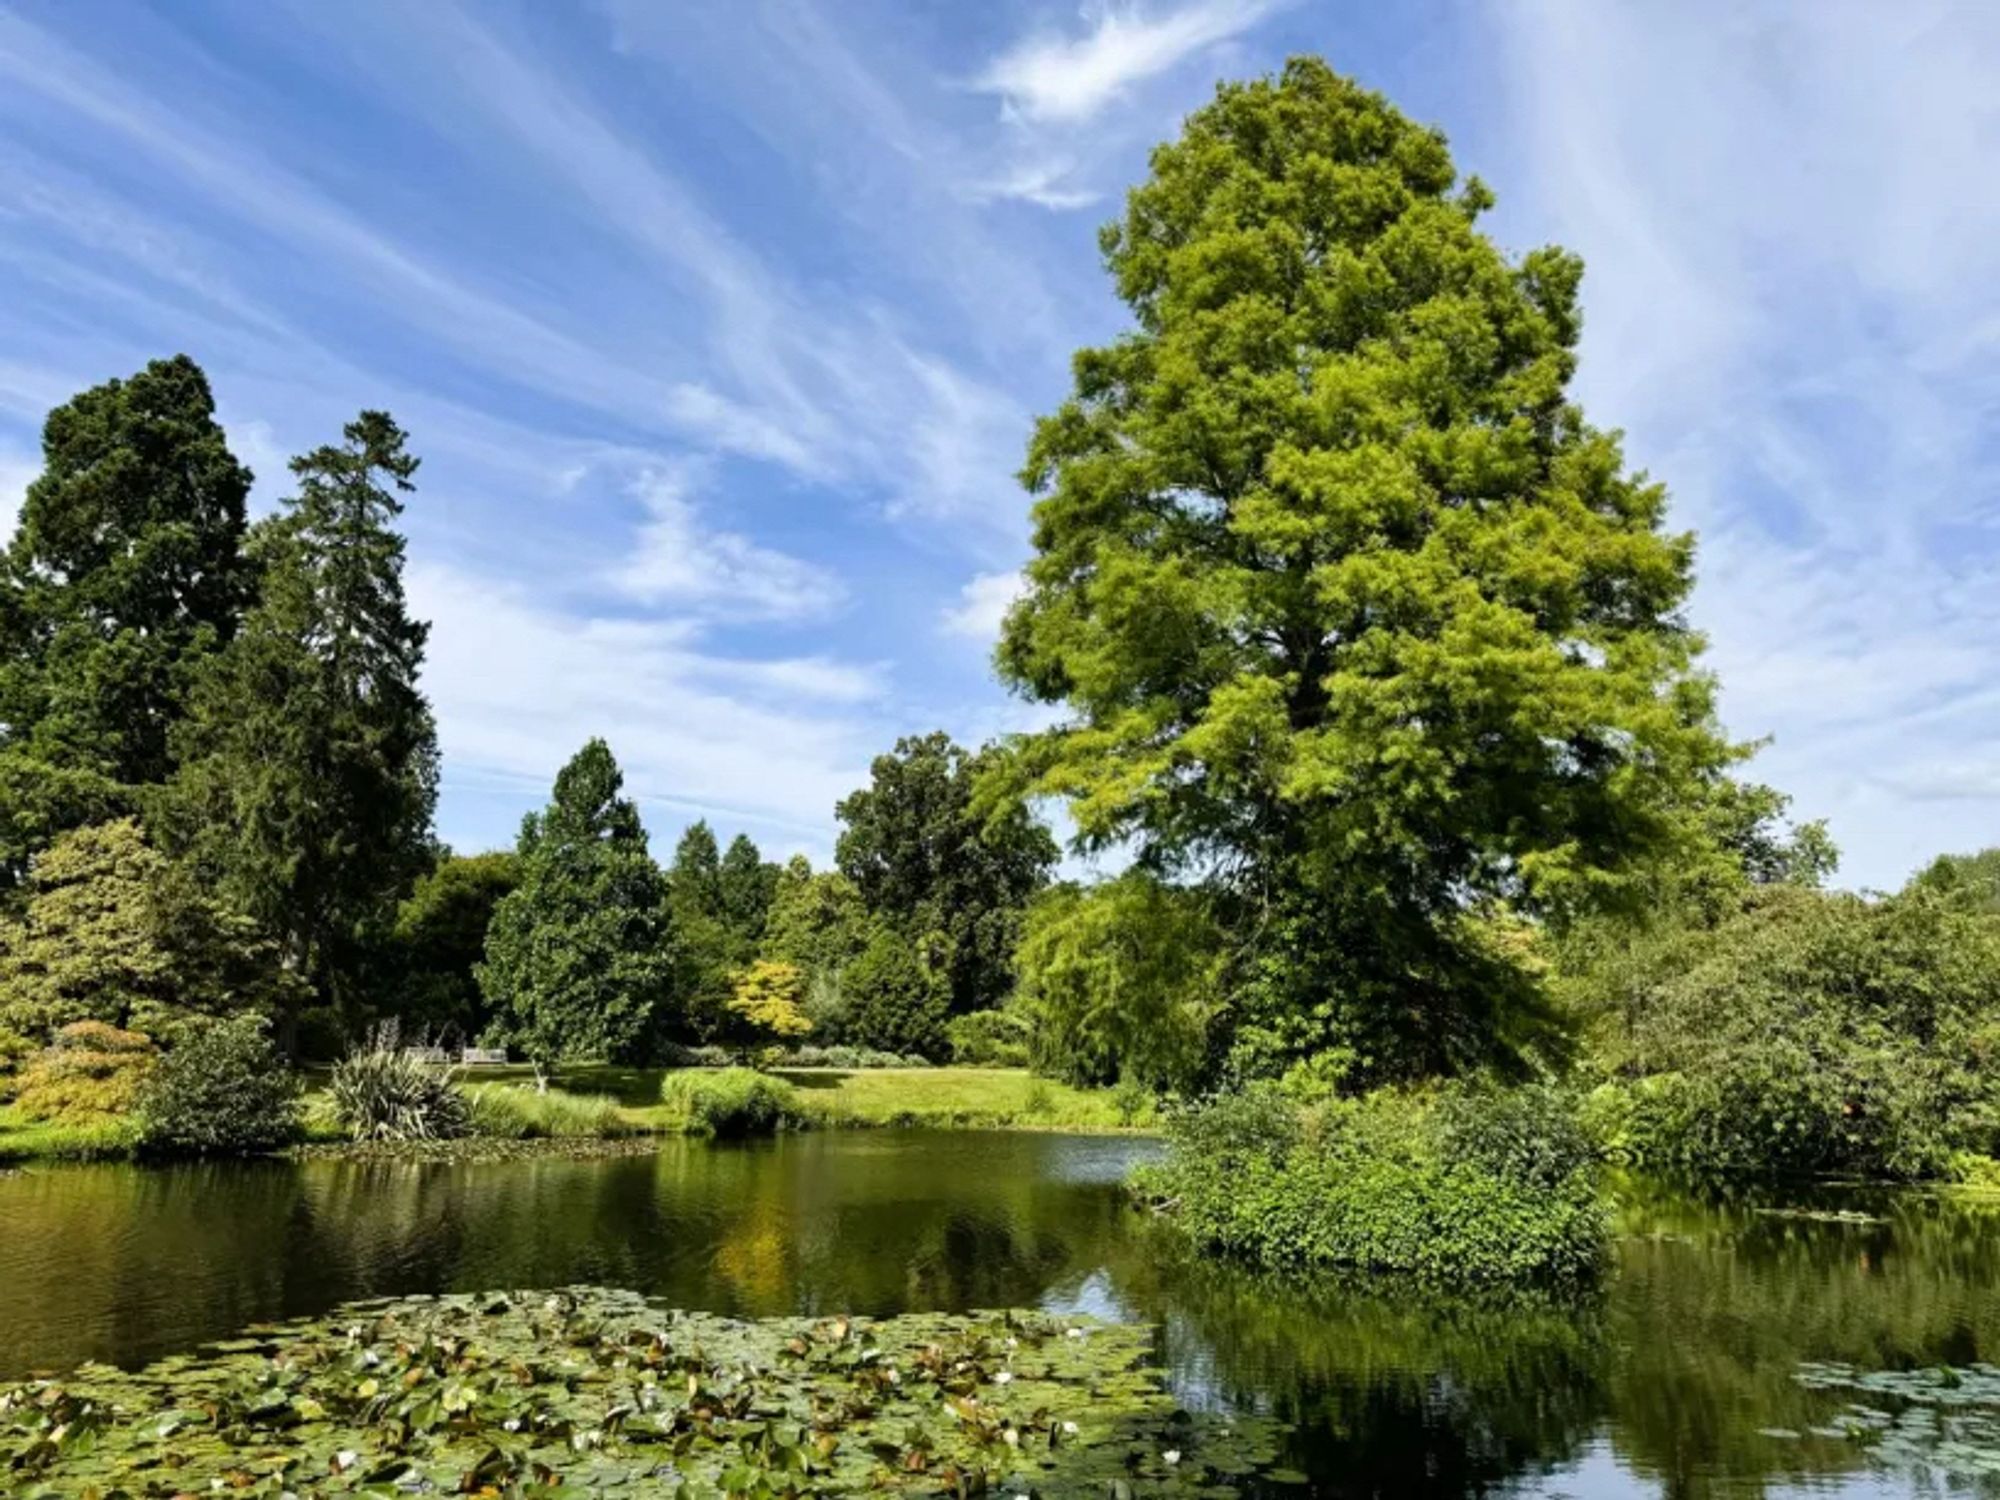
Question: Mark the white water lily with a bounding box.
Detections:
[1164,1449,1182,1465]
[333,1449,359,1471]
[1062,1420,1079,1434]
[994,1370,1013,1384]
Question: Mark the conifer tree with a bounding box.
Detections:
[0,356,254,884]
[477,739,673,1079]
[165,412,438,1024]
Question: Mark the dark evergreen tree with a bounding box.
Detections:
[165,412,438,1030]
[718,833,778,952]
[0,356,254,885]
[476,739,673,1079]
[836,732,1057,1015]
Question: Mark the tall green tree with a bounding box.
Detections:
[835,732,1057,1015]
[665,820,735,1036]
[477,739,673,1079]
[995,59,1734,1084]
[380,850,520,1041]
[0,356,254,884]
[165,412,438,1025]
[718,833,778,952]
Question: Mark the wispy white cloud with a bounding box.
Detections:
[0,449,35,536]
[941,569,1025,642]
[414,561,880,848]
[975,0,1283,124]
[962,158,1101,211]
[610,464,846,621]
[1489,0,2000,888]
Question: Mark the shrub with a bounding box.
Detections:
[659,1068,806,1137]
[1577,885,2000,1179]
[0,1028,31,1098]
[464,1084,632,1140]
[946,1008,1034,1068]
[1135,1084,1607,1285]
[137,1017,297,1157]
[12,1021,157,1122]
[726,961,814,1052]
[328,1031,471,1142]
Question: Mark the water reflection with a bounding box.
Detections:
[3,1137,2000,1497]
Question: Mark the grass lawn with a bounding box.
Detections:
[0,1103,140,1164]
[0,1066,1152,1163]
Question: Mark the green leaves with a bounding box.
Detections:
[478,740,673,1073]
[1000,58,1736,1083]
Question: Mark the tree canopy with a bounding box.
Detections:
[477,739,674,1076]
[836,732,1056,1016]
[995,58,1734,1084]
[164,412,438,1021]
[0,356,254,885]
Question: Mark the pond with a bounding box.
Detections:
[1,1132,1995,1497]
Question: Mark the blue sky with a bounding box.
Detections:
[0,1,1994,891]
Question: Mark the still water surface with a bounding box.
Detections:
[1,1132,1993,1497]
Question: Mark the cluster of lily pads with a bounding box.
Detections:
[1789,1358,2000,1478]
[0,1287,1289,1497]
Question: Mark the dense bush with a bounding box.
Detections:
[463,1084,631,1140]
[946,1008,1034,1068]
[659,1068,806,1137]
[328,1033,471,1142]
[136,1017,297,1156]
[1577,885,2000,1179]
[1135,1084,1606,1285]
[840,925,950,1058]
[12,1021,157,1122]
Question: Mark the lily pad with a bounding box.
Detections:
[0,1287,1287,1496]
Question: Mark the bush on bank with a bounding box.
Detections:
[659,1067,806,1138]
[135,1016,297,1157]
[1135,1083,1607,1286]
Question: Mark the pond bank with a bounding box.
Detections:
[0,1066,1153,1166]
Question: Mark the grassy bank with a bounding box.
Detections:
[0,1066,1150,1164]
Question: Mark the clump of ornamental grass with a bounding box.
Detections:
[1134,1081,1607,1286]
[659,1067,807,1138]
[463,1083,633,1140]
[328,1029,471,1142]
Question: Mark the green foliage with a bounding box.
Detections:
[995,59,1735,1084]
[762,856,871,1039]
[946,1007,1034,1068]
[1136,1083,1606,1285]
[1015,874,1222,1090]
[477,739,674,1074]
[0,1290,1287,1497]
[666,820,738,1038]
[328,1030,471,1142]
[841,921,950,1058]
[0,818,301,1045]
[718,833,779,948]
[380,850,519,1040]
[837,732,1056,1016]
[1579,885,2000,1179]
[0,356,254,886]
[461,1083,632,1139]
[726,959,814,1050]
[165,411,438,1021]
[12,1021,157,1123]
[135,1016,297,1156]
[659,1066,805,1137]
[1907,847,2000,914]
